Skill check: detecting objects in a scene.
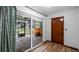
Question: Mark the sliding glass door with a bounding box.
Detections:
[15,11,43,52]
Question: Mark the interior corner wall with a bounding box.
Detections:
[16,6,47,42]
[46,7,79,49]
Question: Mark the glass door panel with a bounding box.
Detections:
[32,21,43,47]
[16,15,31,52]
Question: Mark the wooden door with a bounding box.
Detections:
[51,17,64,45]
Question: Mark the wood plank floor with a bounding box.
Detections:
[30,41,79,52]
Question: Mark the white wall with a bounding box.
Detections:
[46,7,79,49]
[16,6,47,42]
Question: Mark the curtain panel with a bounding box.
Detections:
[0,6,16,52]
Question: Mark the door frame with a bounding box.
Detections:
[51,16,64,45]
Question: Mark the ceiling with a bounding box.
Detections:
[28,6,78,16]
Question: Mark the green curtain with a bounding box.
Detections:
[0,6,16,52]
